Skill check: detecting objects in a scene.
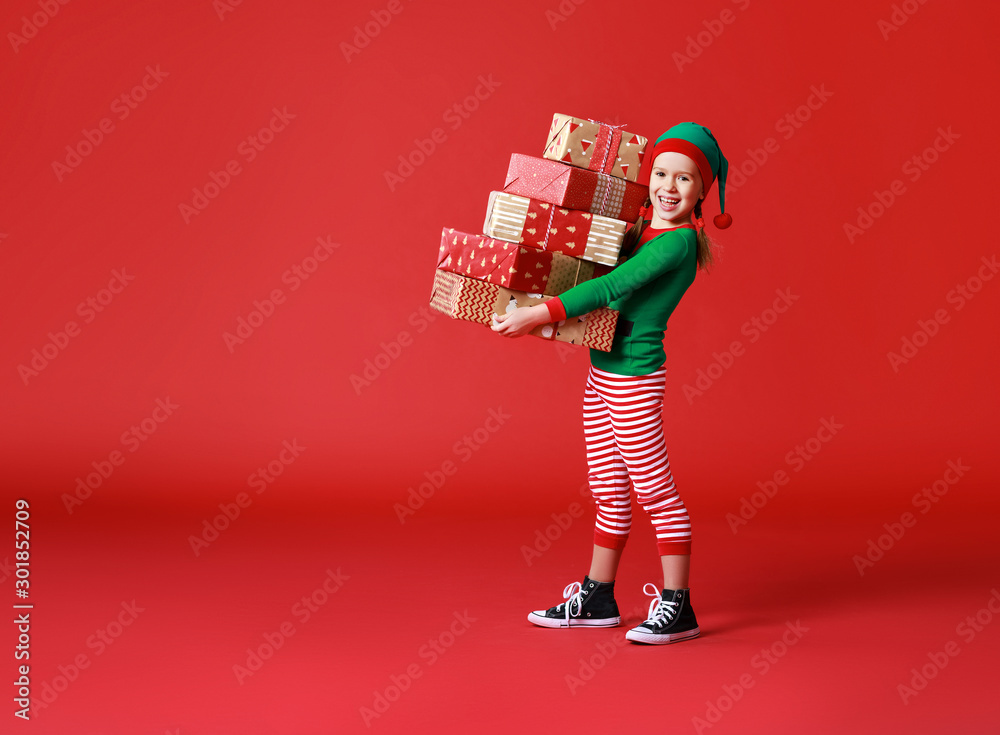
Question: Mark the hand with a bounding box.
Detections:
[491,305,549,338]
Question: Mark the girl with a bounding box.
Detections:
[491,122,731,645]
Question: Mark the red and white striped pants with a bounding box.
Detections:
[584,364,691,556]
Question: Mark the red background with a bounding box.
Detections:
[1,0,998,733]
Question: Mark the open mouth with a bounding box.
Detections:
[657,196,680,211]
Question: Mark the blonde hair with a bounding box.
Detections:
[692,199,715,270]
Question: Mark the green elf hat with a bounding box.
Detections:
[636,122,732,229]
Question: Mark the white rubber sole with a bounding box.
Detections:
[625,626,700,644]
[527,611,622,628]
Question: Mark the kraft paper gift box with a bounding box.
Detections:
[428,269,618,352]
[503,153,648,223]
[437,227,595,296]
[482,191,627,267]
[543,113,647,183]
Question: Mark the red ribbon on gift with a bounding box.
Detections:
[588,119,625,177]
[539,202,557,252]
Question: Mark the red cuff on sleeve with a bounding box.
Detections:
[546,298,567,322]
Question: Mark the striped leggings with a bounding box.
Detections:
[584,364,692,556]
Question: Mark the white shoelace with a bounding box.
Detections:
[642,582,678,626]
[560,581,584,624]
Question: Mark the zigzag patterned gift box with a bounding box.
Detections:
[503,153,647,223]
[429,269,618,352]
[437,227,595,296]
[543,113,647,183]
[483,191,627,267]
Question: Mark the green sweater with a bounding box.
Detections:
[546,224,698,376]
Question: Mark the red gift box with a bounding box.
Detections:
[503,153,648,222]
[436,227,595,296]
[483,191,628,267]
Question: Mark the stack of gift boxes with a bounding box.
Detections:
[429,113,649,352]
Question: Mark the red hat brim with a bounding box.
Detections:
[637,137,715,197]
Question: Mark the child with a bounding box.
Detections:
[491,122,731,644]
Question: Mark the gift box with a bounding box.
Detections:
[483,191,627,267]
[503,154,647,222]
[543,113,647,183]
[429,269,618,352]
[437,227,595,296]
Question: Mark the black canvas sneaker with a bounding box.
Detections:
[625,583,700,644]
[527,577,621,628]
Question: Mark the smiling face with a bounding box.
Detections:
[648,151,704,228]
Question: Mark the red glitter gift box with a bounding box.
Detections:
[503,153,648,222]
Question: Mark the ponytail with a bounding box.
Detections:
[693,199,716,271]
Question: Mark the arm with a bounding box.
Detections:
[492,230,692,338]
[557,229,692,318]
